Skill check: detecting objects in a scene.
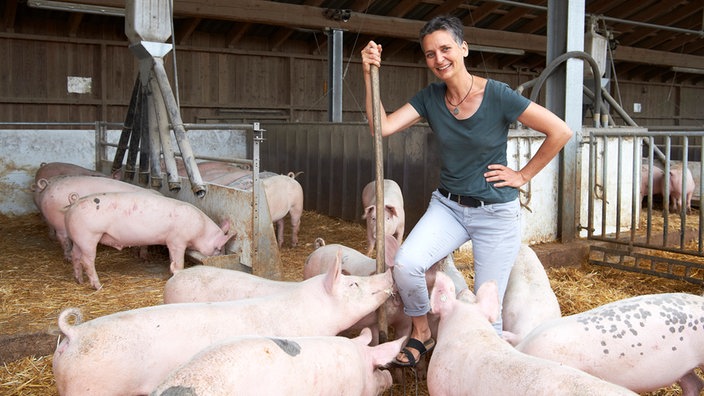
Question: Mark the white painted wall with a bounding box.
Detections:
[0,129,96,216]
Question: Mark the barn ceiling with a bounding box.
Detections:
[10,0,704,84]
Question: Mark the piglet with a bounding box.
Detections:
[362,179,404,256]
[64,191,232,290]
[515,292,704,395]
[668,162,695,213]
[150,327,404,396]
[427,272,638,396]
[52,253,394,396]
[501,244,561,346]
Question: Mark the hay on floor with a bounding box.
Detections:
[0,211,701,396]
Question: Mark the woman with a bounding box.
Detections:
[360,15,573,367]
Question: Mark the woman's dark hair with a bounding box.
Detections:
[419,15,465,46]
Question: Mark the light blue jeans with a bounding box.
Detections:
[394,190,521,333]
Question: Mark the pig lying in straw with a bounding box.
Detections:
[150,327,404,396]
[52,252,394,395]
[501,244,561,346]
[362,179,405,256]
[515,291,704,395]
[426,272,638,396]
[64,191,232,290]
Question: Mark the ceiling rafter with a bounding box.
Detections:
[25,0,704,83]
[226,22,252,48]
[67,13,83,37]
[3,0,18,32]
[176,17,201,45]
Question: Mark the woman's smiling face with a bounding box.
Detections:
[421,29,467,80]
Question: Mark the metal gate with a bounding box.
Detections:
[586,128,704,285]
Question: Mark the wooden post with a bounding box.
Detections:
[370,65,388,344]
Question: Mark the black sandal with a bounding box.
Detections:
[392,337,436,367]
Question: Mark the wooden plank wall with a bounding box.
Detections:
[1,21,703,128]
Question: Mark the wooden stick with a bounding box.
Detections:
[370,64,389,344]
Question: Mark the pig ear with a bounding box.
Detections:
[362,206,373,220]
[385,205,397,217]
[220,219,231,234]
[354,327,373,346]
[370,335,408,368]
[383,234,398,268]
[314,237,326,249]
[429,272,455,315]
[476,280,500,323]
[323,249,343,294]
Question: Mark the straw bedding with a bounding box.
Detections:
[0,210,702,396]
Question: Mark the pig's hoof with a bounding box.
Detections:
[391,337,435,367]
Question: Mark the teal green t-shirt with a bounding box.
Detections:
[409,79,530,203]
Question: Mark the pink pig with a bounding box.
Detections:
[31,162,107,222]
[163,264,298,303]
[52,255,394,396]
[33,162,105,184]
[515,292,704,395]
[668,163,695,213]
[33,175,159,261]
[303,236,463,346]
[305,235,404,345]
[501,244,561,346]
[262,172,304,247]
[361,179,405,256]
[193,161,251,185]
[223,171,303,247]
[151,328,405,396]
[303,237,378,278]
[427,272,638,396]
[64,191,233,290]
[639,164,665,202]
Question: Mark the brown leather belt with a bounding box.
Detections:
[438,188,485,208]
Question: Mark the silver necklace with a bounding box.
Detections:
[445,74,474,115]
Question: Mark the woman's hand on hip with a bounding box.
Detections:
[485,164,528,188]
